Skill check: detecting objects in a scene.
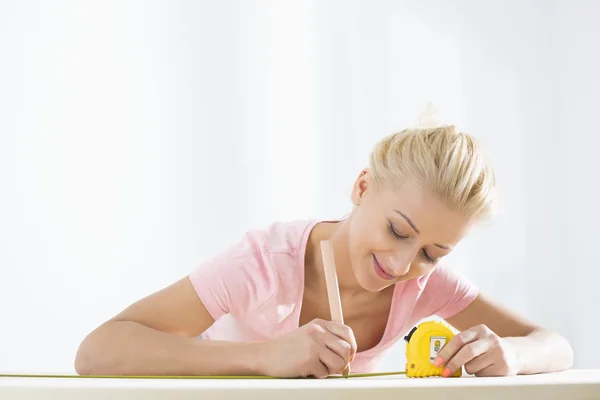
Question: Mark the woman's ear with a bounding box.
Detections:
[351,169,370,206]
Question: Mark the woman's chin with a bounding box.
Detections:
[355,270,389,293]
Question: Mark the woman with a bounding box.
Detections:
[74,124,573,378]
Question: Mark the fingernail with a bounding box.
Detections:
[442,368,451,377]
[434,357,443,367]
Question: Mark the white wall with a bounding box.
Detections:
[556,0,600,368]
[0,0,597,374]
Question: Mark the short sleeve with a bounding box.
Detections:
[188,231,277,321]
[421,265,479,319]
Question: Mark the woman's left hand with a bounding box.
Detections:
[434,324,520,377]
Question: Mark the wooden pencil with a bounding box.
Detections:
[320,240,351,377]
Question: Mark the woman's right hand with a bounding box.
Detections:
[256,318,357,378]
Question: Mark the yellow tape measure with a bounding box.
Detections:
[404,320,461,378]
[0,321,458,380]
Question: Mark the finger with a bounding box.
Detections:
[320,320,357,360]
[311,361,331,379]
[473,364,501,377]
[323,333,353,365]
[435,327,482,367]
[464,352,494,376]
[318,345,347,375]
[443,339,491,377]
[474,351,517,377]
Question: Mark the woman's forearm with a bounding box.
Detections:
[74,320,263,376]
[505,328,574,375]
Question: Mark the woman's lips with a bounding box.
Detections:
[372,254,395,280]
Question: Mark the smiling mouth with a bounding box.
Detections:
[372,254,396,280]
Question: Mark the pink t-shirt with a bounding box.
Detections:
[189,219,478,373]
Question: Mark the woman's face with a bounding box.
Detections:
[346,170,474,292]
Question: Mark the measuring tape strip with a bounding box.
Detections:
[0,371,407,380]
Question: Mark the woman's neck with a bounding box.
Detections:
[305,219,366,296]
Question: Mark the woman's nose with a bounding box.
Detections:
[385,251,414,276]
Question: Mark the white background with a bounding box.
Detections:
[1,0,598,374]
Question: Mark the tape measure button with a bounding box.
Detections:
[404,326,418,342]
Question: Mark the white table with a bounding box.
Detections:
[2,370,600,399]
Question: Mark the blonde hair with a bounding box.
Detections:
[369,107,498,221]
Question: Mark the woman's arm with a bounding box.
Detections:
[439,292,574,376]
[74,277,263,376]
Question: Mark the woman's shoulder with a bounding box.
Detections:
[250,219,320,257]
[203,219,319,264]
[188,219,318,319]
[412,264,479,319]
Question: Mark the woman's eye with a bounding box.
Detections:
[422,249,439,264]
[388,221,408,240]
[388,220,441,264]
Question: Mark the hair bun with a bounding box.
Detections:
[417,102,441,129]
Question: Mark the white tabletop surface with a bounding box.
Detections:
[2,369,600,400]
